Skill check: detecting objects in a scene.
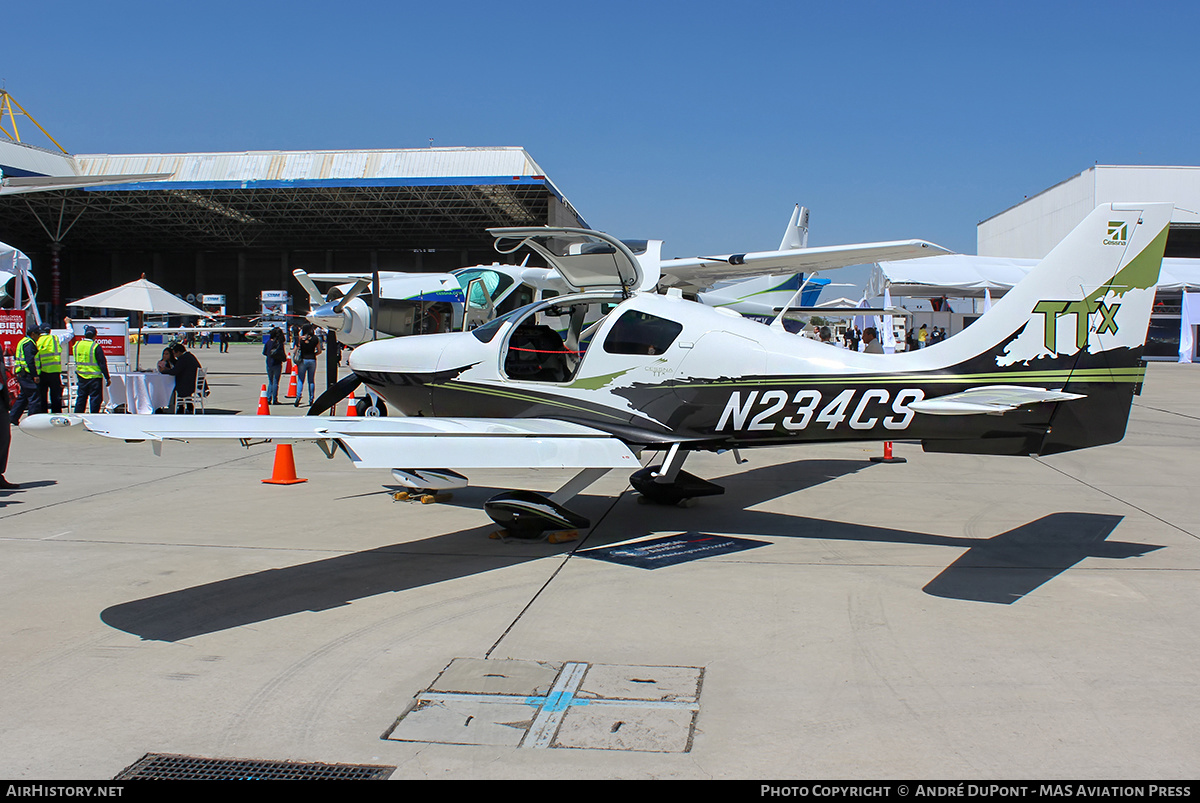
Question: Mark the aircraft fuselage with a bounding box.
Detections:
[347,288,1144,458]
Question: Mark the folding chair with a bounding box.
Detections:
[176,368,207,414]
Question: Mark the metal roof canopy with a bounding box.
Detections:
[0,146,584,252]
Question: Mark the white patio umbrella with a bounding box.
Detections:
[70,275,212,369]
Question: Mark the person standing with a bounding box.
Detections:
[293,324,321,407]
[35,323,64,414]
[10,323,39,422]
[263,327,287,405]
[917,324,928,349]
[72,326,111,413]
[862,327,885,354]
[0,352,15,489]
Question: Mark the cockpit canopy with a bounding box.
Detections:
[489,227,659,293]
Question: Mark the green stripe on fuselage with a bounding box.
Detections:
[666,366,1145,389]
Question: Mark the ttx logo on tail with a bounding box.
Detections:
[1032,299,1120,352]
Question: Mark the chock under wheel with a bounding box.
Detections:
[393,491,453,503]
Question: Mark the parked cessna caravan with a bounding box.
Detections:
[23,203,1171,540]
[290,205,929,346]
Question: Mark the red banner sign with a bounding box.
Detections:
[0,309,27,399]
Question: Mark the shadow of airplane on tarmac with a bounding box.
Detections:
[98,459,1163,640]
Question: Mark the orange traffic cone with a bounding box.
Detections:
[285,357,293,375]
[257,384,270,415]
[285,365,298,399]
[262,444,307,485]
[870,441,907,464]
[345,392,358,417]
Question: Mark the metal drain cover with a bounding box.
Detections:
[114,753,394,780]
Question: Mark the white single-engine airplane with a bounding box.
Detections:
[23,203,1171,539]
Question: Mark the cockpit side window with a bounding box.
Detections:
[602,310,683,356]
[496,283,534,315]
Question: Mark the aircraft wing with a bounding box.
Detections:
[21,414,641,471]
[305,272,379,283]
[659,239,952,291]
[305,271,420,283]
[0,173,174,195]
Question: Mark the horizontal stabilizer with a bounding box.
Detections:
[909,386,1086,416]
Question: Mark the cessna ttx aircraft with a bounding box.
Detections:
[23,203,1171,539]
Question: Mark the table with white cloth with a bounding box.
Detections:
[106,372,176,414]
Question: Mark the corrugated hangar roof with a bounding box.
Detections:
[0,145,585,253]
[75,146,556,185]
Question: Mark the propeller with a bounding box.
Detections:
[292,269,376,416]
[293,269,324,306]
[308,372,363,416]
[335,277,371,312]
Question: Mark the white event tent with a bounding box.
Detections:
[868,255,1200,299]
[869,254,1200,363]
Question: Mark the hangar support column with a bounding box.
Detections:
[237,252,247,316]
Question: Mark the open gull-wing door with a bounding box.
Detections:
[489,227,655,294]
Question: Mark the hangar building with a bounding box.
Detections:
[0,139,585,318]
[870,166,1200,359]
[977,165,1200,260]
[978,166,1200,359]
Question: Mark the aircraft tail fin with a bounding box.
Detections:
[921,202,1172,457]
[779,205,809,250]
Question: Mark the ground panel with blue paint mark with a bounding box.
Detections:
[385,658,703,752]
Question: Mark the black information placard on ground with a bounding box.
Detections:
[578,532,769,569]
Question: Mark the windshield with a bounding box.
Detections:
[454,268,514,308]
[469,301,542,343]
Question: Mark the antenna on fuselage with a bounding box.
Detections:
[770,272,819,331]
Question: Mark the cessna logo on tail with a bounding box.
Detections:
[1105,221,1129,246]
[1032,299,1120,352]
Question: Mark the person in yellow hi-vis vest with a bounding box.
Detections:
[34,323,64,414]
[73,326,111,414]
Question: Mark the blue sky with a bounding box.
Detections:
[4,0,1197,293]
